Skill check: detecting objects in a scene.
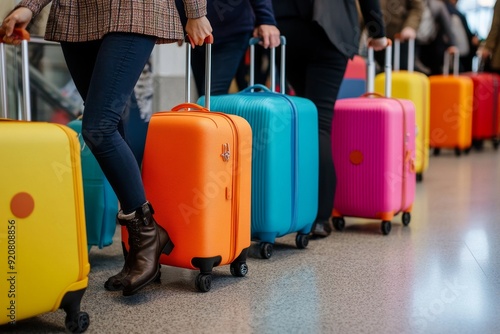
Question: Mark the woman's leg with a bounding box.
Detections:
[62,33,153,213]
[61,33,173,296]
[277,19,348,236]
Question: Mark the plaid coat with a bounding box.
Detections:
[17,0,207,43]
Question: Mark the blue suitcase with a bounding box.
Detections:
[198,37,319,259]
[67,119,118,252]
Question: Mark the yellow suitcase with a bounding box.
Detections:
[0,29,90,332]
[375,38,430,181]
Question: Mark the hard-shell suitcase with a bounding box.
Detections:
[338,55,367,99]
[122,36,252,292]
[0,29,90,332]
[331,44,416,235]
[375,38,430,181]
[429,52,473,156]
[462,60,500,150]
[66,119,118,252]
[199,37,319,259]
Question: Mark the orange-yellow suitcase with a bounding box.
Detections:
[375,38,430,181]
[0,30,90,332]
[429,53,473,156]
[122,38,252,292]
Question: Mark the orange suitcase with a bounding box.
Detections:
[429,53,473,156]
[121,38,252,292]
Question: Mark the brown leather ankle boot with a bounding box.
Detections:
[114,202,174,296]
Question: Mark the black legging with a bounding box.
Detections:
[276,18,348,222]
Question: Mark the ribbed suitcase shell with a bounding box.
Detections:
[429,75,473,152]
[462,72,500,143]
[122,105,252,280]
[0,121,90,325]
[338,55,367,99]
[200,88,319,246]
[332,97,416,231]
[67,119,118,251]
[375,71,430,179]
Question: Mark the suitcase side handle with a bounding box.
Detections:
[249,36,286,94]
[240,84,271,93]
[171,102,210,112]
[0,28,31,120]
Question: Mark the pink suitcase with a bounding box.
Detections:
[331,44,416,235]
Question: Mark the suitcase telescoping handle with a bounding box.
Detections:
[393,34,415,72]
[367,39,393,97]
[248,36,287,94]
[443,50,460,76]
[0,28,31,120]
[185,34,214,110]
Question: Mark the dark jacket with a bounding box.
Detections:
[176,0,277,45]
[272,0,385,58]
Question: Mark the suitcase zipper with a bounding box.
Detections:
[217,113,241,264]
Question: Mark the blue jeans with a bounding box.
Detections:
[60,33,156,213]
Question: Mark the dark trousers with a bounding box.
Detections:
[60,33,156,213]
[191,32,252,96]
[374,41,413,72]
[276,18,348,222]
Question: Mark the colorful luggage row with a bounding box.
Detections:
[339,39,500,166]
[7,32,498,332]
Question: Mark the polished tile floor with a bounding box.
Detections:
[2,143,500,334]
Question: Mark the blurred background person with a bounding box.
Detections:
[271,0,388,237]
[478,0,500,74]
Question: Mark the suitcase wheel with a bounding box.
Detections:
[65,311,90,333]
[230,262,248,277]
[472,139,484,151]
[402,212,411,226]
[381,221,392,235]
[416,173,423,182]
[295,233,309,249]
[454,147,462,157]
[332,217,345,232]
[195,273,212,292]
[493,138,500,150]
[433,148,441,156]
[259,242,273,259]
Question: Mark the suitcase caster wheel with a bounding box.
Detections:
[65,311,90,333]
[230,262,248,277]
[416,173,423,182]
[454,147,462,156]
[493,138,500,150]
[433,148,441,156]
[259,242,273,259]
[295,233,309,249]
[333,217,345,231]
[381,221,391,235]
[472,139,483,151]
[195,273,212,292]
[402,212,411,226]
